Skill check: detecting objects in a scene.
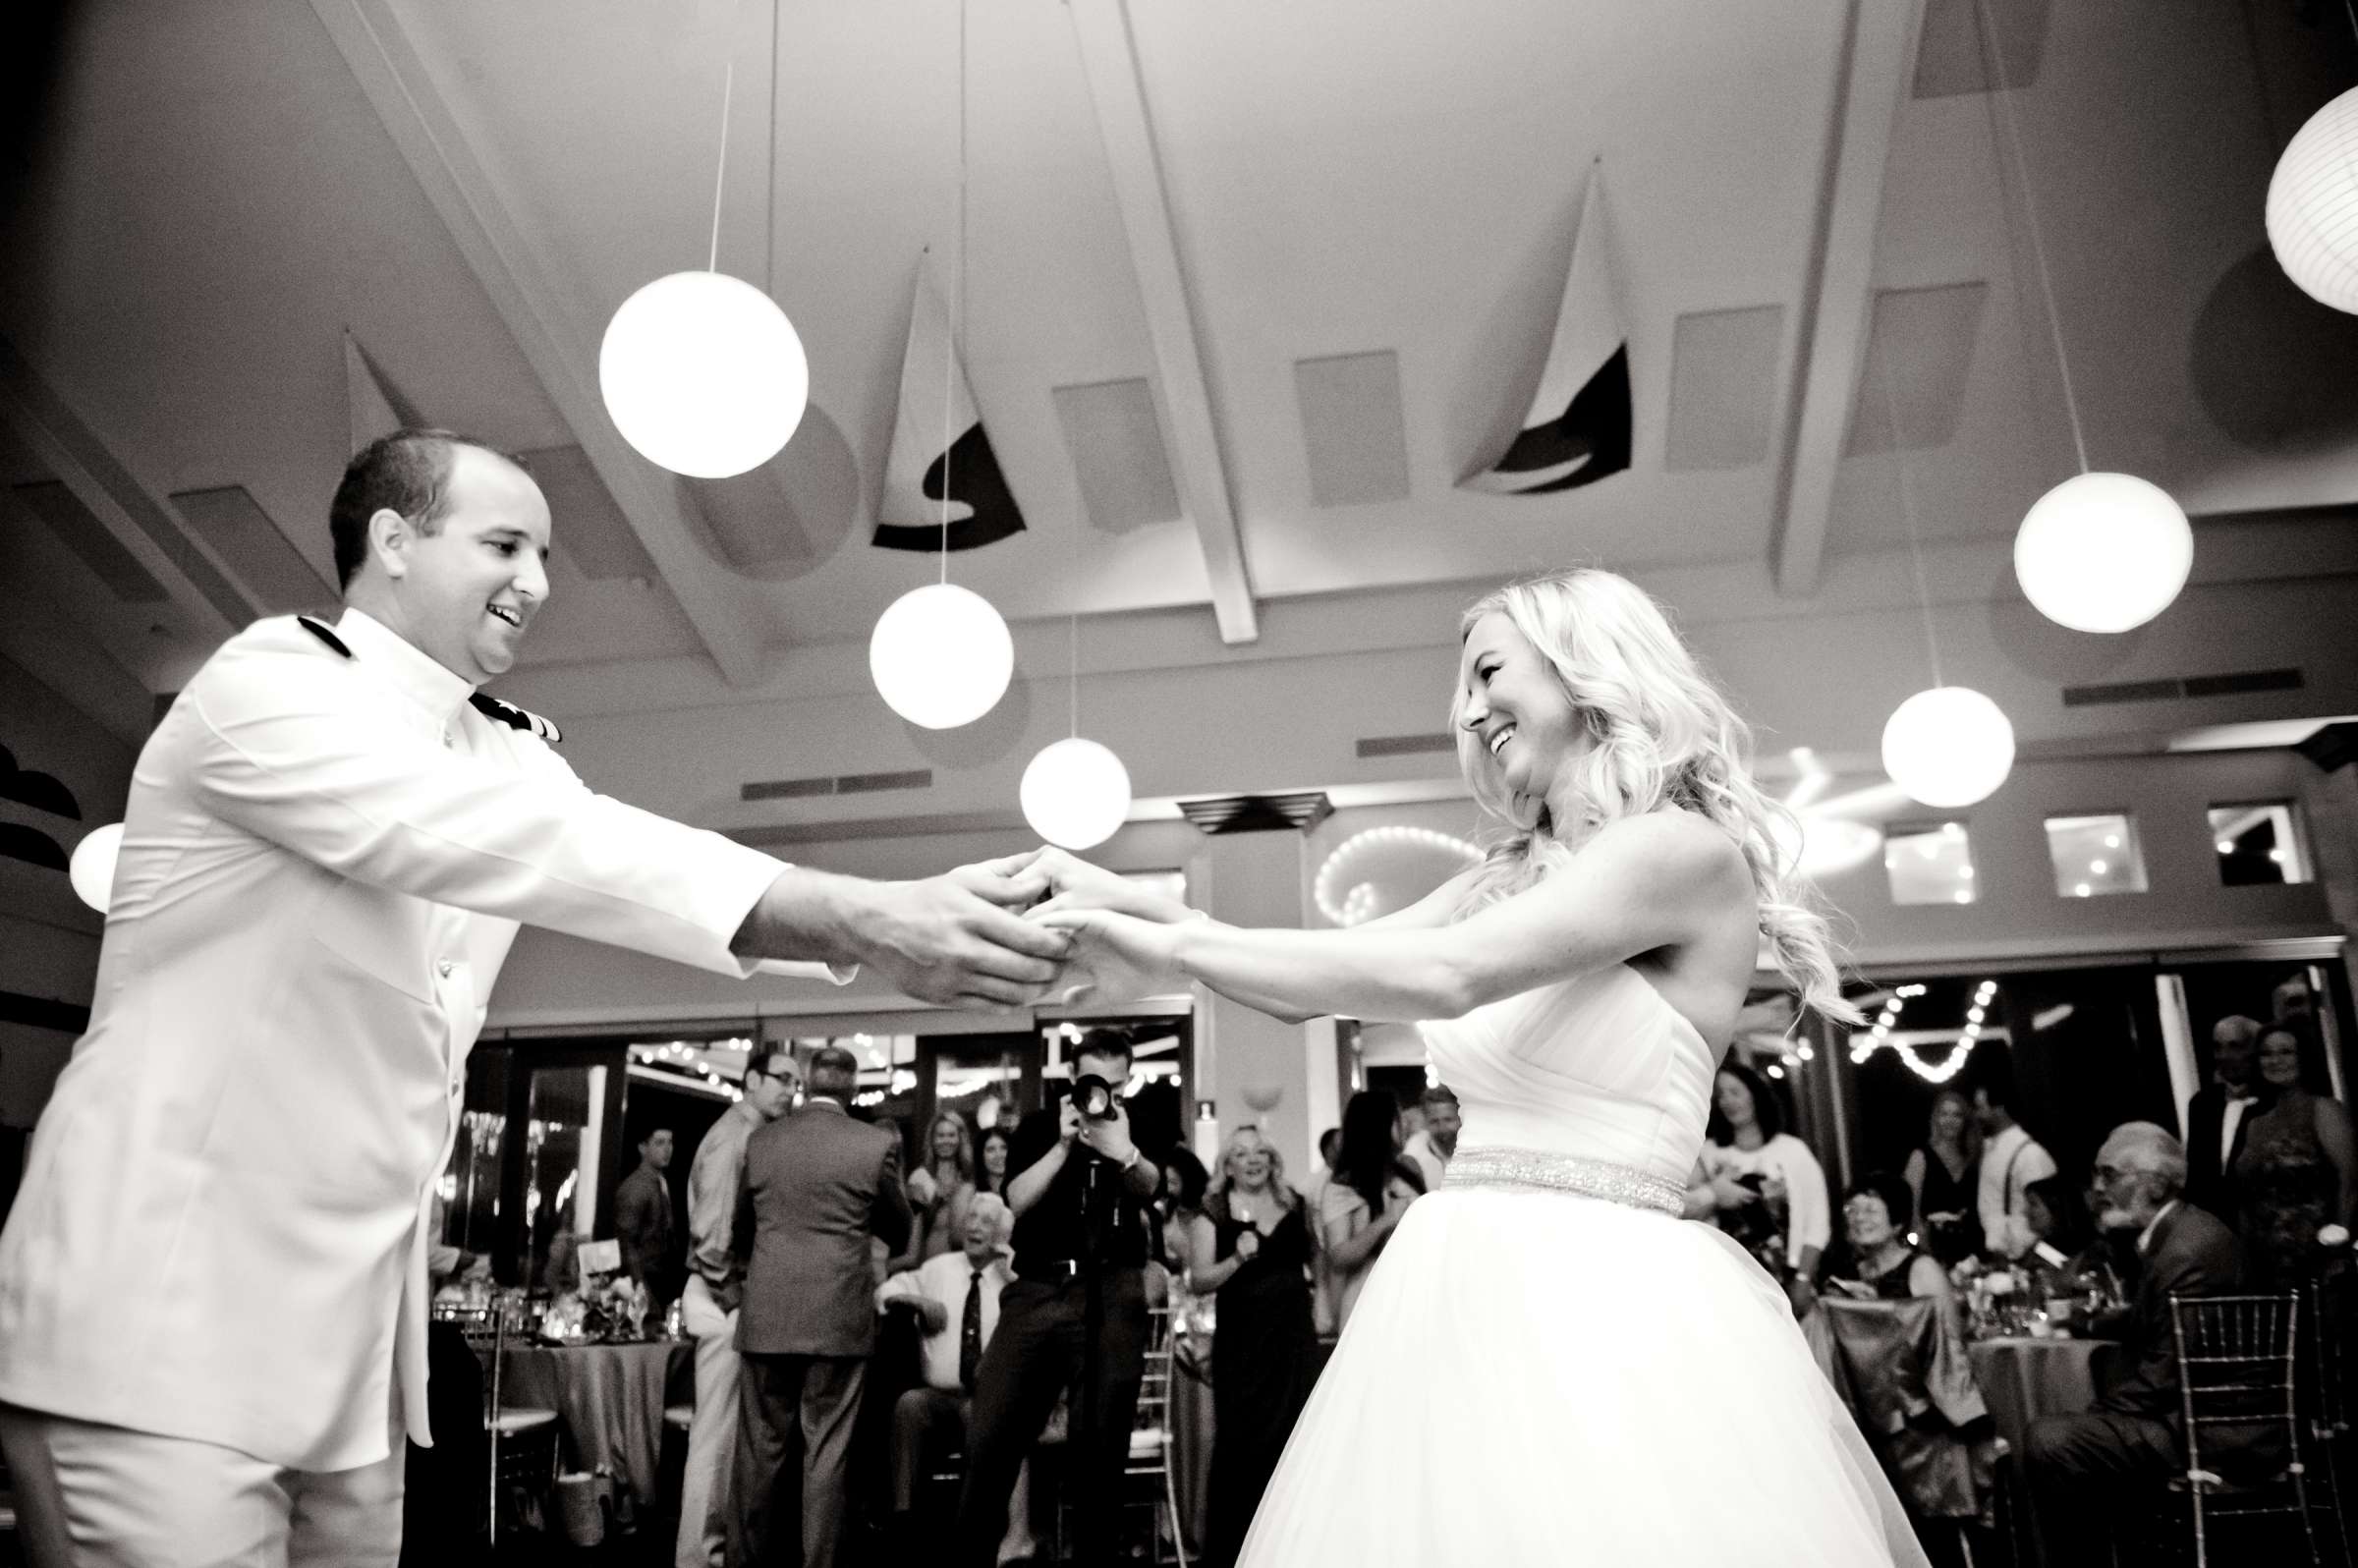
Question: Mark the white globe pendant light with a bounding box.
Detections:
[2013,472,2192,633]
[70,822,124,914]
[869,583,1013,729]
[2269,85,2358,313]
[1021,738,1132,850]
[599,271,809,478]
[1881,688,2015,810]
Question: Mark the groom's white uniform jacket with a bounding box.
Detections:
[0,609,842,1472]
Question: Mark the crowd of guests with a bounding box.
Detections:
[1667,1003,2352,1565]
[605,1036,1415,1568]
[532,999,2347,1565]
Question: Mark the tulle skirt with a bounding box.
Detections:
[1236,1186,1933,1567]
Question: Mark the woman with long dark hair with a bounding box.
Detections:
[1318,1092,1417,1334]
[974,1124,1012,1199]
[1696,1060,1830,1315]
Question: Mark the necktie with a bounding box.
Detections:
[960,1268,985,1394]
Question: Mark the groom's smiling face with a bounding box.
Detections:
[379,445,553,685]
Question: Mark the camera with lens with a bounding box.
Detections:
[1070,1074,1120,1122]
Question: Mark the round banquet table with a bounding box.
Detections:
[1967,1334,2103,1459]
[488,1339,695,1511]
[1967,1335,2104,1568]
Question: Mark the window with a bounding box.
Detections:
[2210,802,2314,885]
[2044,812,2148,899]
[1884,821,1976,906]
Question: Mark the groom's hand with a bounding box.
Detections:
[845,870,1072,1009]
[949,848,1053,911]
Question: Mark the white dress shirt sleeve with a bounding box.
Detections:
[186,640,807,978]
[1995,1141,2059,1259]
[1774,1136,1831,1264]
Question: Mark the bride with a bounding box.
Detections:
[1031,568,1929,1566]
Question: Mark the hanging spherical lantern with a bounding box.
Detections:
[1020,738,1133,850]
[599,271,810,478]
[1881,687,2015,809]
[70,822,124,914]
[2269,86,2358,314]
[2013,472,2192,634]
[869,583,1013,729]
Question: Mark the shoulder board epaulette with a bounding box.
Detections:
[296,616,353,658]
[469,692,563,745]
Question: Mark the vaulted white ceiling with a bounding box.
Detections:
[5,0,2356,790]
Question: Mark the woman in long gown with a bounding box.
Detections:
[1192,1126,1319,1568]
[2233,1020,2358,1285]
[1035,568,1929,1567]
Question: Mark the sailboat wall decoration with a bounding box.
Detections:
[872,259,1027,552]
[1461,166,1632,495]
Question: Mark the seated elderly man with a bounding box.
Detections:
[876,1194,1033,1560]
[2024,1121,2243,1564]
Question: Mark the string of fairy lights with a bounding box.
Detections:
[1847,979,1999,1085]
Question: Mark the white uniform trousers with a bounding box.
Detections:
[674,1275,740,1568]
[0,1405,404,1568]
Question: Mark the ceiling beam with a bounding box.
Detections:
[1067,0,1258,644]
[0,335,253,643]
[1768,0,1925,597]
[309,0,768,685]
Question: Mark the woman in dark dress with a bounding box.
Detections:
[1191,1125,1318,1568]
[2234,1020,2358,1285]
[1902,1088,1982,1267]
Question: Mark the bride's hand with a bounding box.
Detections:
[1033,907,1190,1007]
[1025,848,1199,924]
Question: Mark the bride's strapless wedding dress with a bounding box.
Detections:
[1237,965,1931,1567]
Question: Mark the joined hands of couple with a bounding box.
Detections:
[750,846,1200,1012]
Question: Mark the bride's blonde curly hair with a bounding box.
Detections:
[1451,568,1857,1024]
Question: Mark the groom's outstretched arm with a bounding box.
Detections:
[731,851,1072,1009]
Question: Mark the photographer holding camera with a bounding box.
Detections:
[953,1031,1158,1567]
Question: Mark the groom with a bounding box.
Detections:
[0,429,1075,1568]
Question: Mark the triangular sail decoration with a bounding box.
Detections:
[1461,167,1632,495]
[872,260,1026,553]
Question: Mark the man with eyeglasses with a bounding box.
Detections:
[2023,1122,2243,1566]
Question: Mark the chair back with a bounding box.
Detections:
[2169,1292,2301,1487]
[2306,1268,2354,1446]
[1136,1306,1175,1439]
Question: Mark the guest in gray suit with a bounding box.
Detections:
[730,1045,913,1567]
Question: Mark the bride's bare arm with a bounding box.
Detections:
[1048,813,1747,1024]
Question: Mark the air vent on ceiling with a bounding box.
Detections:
[2061,668,2304,708]
[14,480,169,603]
[1844,283,1988,455]
[1665,305,1784,471]
[1913,0,2049,100]
[1178,792,1333,835]
[741,768,933,803]
[1295,352,1411,508]
[1053,378,1181,533]
[1355,733,1457,759]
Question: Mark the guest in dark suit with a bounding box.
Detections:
[615,1125,680,1305]
[2183,1015,2262,1222]
[729,1047,914,1568]
[2025,1121,2244,1565]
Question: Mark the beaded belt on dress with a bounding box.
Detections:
[1444,1147,1686,1216]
